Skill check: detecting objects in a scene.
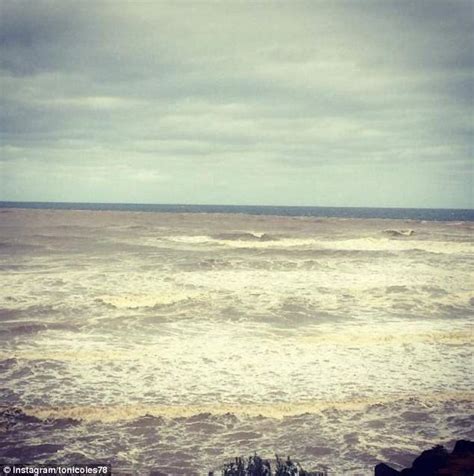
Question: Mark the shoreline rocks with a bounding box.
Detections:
[375,440,474,476]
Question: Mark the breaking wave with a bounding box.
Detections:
[96,291,199,309]
[382,229,415,237]
[164,234,472,254]
[211,232,279,241]
[0,321,77,336]
[16,392,474,422]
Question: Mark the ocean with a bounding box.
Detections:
[0,203,473,475]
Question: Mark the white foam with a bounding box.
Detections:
[97,291,198,309]
[162,234,473,254]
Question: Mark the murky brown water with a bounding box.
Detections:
[1,209,473,474]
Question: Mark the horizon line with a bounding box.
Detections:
[0,200,472,211]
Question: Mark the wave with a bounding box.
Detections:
[382,229,415,237]
[165,233,280,245]
[0,304,59,316]
[162,235,322,248]
[16,392,474,423]
[0,349,129,362]
[96,291,199,309]
[0,406,78,429]
[0,321,77,336]
[211,232,279,242]
[163,234,473,254]
[300,329,472,346]
[0,241,43,252]
[0,407,42,430]
[0,358,18,370]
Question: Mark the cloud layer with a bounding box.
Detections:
[1,0,472,207]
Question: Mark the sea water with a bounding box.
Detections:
[0,204,472,474]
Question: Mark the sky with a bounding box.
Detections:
[0,0,473,208]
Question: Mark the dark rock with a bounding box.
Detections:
[410,445,449,475]
[375,463,400,476]
[439,440,474,476]
[376,440,474,476]
[452,440,474,456]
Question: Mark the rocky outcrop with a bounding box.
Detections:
[374,463,400,476]
[375,440,474,476]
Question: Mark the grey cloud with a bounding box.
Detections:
[0,0,472,207]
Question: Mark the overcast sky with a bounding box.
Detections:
[0,0,472,208]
